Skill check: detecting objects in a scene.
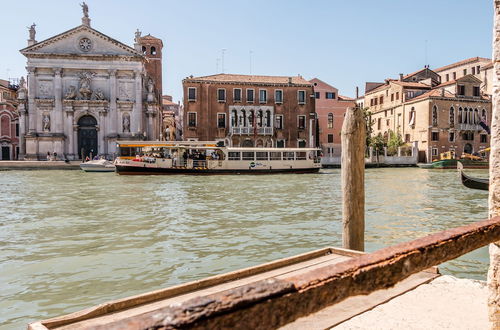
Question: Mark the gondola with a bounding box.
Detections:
[458,162,489,191]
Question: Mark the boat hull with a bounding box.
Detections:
[460,170,489,191]
[115,164,320,175]
[418,159,488,169]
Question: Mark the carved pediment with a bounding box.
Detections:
[20,25,142,59]
[455,74,482,84]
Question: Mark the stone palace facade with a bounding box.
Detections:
[18,4,161,160]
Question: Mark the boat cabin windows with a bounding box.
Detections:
[283,152,295,160]
[256,152,268,160]
[118,146,142,157]
[296,152,306,160]
[270,152,282,160]
[228,152,241,160]
[242,152,255,160]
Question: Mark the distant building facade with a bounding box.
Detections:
[18,5,161,160]
[162,95,182,140]
[309,78,355,164]
[0,80,19,160]
[434,57,490,84]
[364,68,491,162]
[182,74,316,148]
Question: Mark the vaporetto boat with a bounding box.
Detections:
[114,141,321,175]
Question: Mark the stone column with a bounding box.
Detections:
[53,68,63,133]
[18,104,27,158]
[109,69,117,135]
[65,105,75,157]
[489,1,500,328]
[132,70,143,135]
[98,108,106,155]
[27,66,36,134]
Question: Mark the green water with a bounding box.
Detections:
[0,168,489,329]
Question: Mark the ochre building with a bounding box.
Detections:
[364,68,491,162]
[182,74,317,148]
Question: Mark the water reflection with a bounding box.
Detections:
[0,168,489,329]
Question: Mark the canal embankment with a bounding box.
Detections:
[0,161,80,170]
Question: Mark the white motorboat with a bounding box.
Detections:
[79,159,116,172]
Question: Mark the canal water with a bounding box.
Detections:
[0,168,489,329]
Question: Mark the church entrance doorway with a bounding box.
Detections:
[77,115,98,159]
[1,146,10,160]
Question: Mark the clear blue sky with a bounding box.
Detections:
[1,0,494,101]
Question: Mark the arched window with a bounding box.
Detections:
[232,110,238,127]
[409,107,416,127]
[458,107,463,124]
[141,46,146,54]
[449,107,455,127]
[432,105,438,126]
[481,109,487,122]
[327,113,333,129]
[258,110,263,127]
[151,46,157,55]
[474,108,479,124]
[468,108,474,124]
[265,111,271,127]
[241,110,246,127]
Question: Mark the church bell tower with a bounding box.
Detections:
[136,33,163,101]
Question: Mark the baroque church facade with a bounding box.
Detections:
[18,4,162,160]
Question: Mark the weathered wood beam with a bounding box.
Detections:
[89,216,500,330]
[341,106,365,251]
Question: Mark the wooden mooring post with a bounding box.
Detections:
[489,1,500,328]
[341,106,365,251]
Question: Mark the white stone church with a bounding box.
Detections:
[17,4,161,160]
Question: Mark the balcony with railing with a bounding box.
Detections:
[231,126,273,135]
[456,123,483,131]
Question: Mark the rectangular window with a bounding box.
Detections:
[431,131,439,141]
[247,89,254,102]
[259,89,267,103]
[325,92,336,99]
[275,115,283,129]
[188,87,196,101]
[391,93,394,101]
[405,134,410,143]
[315,92,320,99]
[453,72,457,80]
[298,90,306,104]
[256,152,269,160]
[377,118,381,130]
[458,85,465,96]
[396,92,399,100]
[284,152,295,160]
[472,67,476,75]
[449,132,455,142]
[276,140,285,148]
[462,131,474,141]
[270,152,282,160]
[242,152,255,160]
[298,115,306,129]
[445,74,449,82]
[463,69,467,75]
[217,88,226,102]
[480,134,487,143]
[296,151,306,159]
[16,123,19,137]
[275,89,283,103]
[432,148,438,156]
[228,152,241,160]
[379,95,383,104]
[327,134,334,143]
[473,86,480,97]
[188,112,197,127]
[233,88,242,102]
[477,65,481,73]
[217,113,226,128]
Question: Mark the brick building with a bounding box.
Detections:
[182,74,316,148]
[364,68,491,162]
[309,78,355,164]
[0,79,19,160]
[162,95,182,140]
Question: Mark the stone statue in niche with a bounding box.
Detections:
[122,113,130,133]
[92,88,105,100]
[78,71,95,100]
[65,86,77,100]
[147,78,155,102]
[42,113,50,132]
[27,23,36,40]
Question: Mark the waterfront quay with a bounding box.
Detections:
[0,168,489,329]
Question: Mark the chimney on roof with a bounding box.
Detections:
[356,86,359,99]
[288,77,292,85]
[399,73,404,81]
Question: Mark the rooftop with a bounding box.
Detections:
[184,74,312,86]
[433,57,491,73]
